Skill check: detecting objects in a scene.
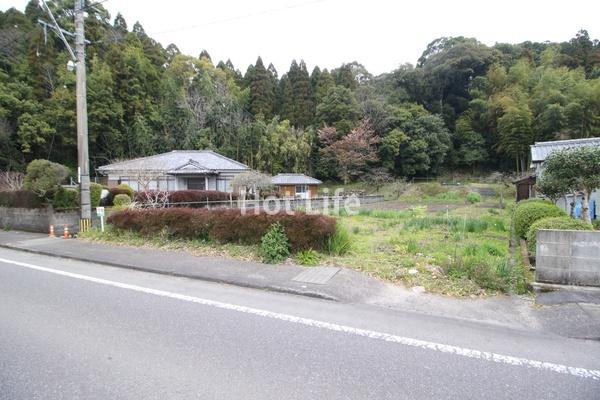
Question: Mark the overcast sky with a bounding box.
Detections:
[2,0,599,75]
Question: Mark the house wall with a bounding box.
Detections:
[277,185,320,198]
[278,185,296,197]
[105,172,241,193]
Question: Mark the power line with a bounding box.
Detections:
[150,0,327,35]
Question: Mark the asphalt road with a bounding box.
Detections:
[1,248,599,399]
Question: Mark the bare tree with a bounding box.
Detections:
[231,171,273,199]
[133,190,170,209]
[0,171,25,191]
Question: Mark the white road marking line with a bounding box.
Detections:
[2,256,599,381]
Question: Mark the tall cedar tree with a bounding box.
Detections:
[246,57,276,119]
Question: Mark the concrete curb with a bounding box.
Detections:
[0,243,339,302]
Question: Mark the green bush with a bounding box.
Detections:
[23,159,69,199]
[260,222,290,264]
[326,225,352,256]
[526,216,592,256]
[106,185,135,205]
[296,249,321,266]
[466,192,481,204]
[52,187,79,209]
[113,193,132,208]
[0,190,43,208]
[514,202,565,238]
[90,183,103,207]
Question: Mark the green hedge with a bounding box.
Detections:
[52,187,79,209]
[514,201,565,238]
[90,182,103,207]
[526,217,593,256]
[107,208,337,252]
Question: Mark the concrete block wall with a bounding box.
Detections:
[536,229,600,287]
[0,207,101,234]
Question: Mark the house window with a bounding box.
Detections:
[187,178,206,190]
[217,177,232,192]
[295,185,308,195]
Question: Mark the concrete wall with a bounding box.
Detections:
[536,229,600,287]
[0,207,101,234]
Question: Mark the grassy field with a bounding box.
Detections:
[81,180,530,297]
[318,181,530,296]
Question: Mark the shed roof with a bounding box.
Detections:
[530,138,600,163]
[97,150,249,174]
[271,173,322,185]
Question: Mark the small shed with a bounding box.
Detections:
[513,175,536,202]
[271,173,322,199]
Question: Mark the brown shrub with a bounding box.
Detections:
[107,208,336,251]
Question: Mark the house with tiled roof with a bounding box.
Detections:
[97,150,250,192]
[271,173,322,198]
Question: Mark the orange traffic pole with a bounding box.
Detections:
[62,225,69,239]
[49,225,55,237]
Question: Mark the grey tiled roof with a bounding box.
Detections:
[531,138,600,163]
[97,150,249,174]
[271,173,322,185]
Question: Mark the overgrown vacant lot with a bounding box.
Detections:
[82,182,529,297]
[323,182,530,296]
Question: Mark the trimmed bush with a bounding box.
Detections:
[90,182,103,207]
[23,159,69,199]
[466,192,481,204]
[52,187,79,209]
[514,201,565,238]
[106,186,135,205]
[113,194,132,208]
[260,222,290,263]
[526,217,593,256]
[170,190,237,206]
[0,190,43,208]
[116,183,134,198]
[107,208,336,251]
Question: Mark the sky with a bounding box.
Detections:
[2,0,600,75]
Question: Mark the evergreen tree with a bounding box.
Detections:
[245,57,275,118]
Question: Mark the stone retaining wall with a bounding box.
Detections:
[536,229,600,287]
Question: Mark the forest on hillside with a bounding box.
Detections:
[1,1,600,181]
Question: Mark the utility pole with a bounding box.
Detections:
[74,0,91,231]
[39,0,91,232]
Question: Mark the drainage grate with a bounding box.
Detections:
[292,267,340,285]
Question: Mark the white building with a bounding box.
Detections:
[97,150,250,193]
[530,138,600,219]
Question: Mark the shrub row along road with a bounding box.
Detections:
[0,247,599,399]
